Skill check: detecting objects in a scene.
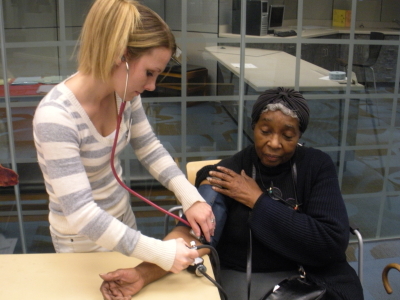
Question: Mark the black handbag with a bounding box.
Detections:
[259,267,326,300]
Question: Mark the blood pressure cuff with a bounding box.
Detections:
[176,184,227,248]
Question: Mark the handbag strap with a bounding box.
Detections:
[247,228,252,300]
[247,160,298,300]
[246,166,257,299]
[290,159,299,210]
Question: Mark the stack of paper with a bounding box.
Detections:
[11,77,41,85]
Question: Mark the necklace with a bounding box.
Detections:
[254,160,300,210]
[255,163,281,201]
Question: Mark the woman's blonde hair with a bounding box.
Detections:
[77,0,176,81]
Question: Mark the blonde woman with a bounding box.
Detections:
[33,0,215,273]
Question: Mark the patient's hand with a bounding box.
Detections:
[100,268,145,300]
[208,166,262,208]
[100,263,169,300]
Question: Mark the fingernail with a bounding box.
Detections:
[207,177,212,181]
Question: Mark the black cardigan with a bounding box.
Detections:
[195,145,363,300]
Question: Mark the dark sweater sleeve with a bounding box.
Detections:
[250,150,349,267]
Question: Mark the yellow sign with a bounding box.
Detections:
[332,9,346,27]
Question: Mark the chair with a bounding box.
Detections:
[337,31,385,94]
[164,160,364,284]
[186,159,222,186]
[350,223,364,284]
[337,32,384,124]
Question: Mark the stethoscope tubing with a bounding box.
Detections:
[110,100,191,227]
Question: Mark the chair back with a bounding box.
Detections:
[186,159,221,185]
[366,31,385,65]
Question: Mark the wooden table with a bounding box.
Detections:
[0,252,220,299]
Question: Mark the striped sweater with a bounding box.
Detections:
[33,81,204,271]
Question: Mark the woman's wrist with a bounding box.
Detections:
[169,176,206,211]
[132,235,176,271]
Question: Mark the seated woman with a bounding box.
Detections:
[100,87,364,300]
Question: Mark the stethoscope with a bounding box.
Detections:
[110,59,190,227]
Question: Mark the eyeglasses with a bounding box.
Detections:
[267,181,299,210]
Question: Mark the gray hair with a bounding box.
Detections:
[261,103,299,120]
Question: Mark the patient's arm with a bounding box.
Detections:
[100,263,162,300]
[100,226,210,299]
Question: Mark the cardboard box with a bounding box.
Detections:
[345,10,352,27]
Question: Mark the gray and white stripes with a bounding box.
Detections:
[33,80,204,271]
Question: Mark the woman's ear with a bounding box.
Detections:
[115,55,125,67]
[116,49,128,65]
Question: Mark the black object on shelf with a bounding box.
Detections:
[274,29,297,37]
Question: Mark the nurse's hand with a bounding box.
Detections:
[184,201,215,242]
[170,238,199,273]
